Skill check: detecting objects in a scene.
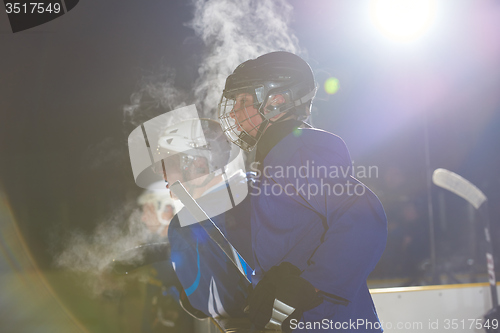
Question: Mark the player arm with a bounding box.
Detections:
[282,146,387,302]
[300,184,387,302]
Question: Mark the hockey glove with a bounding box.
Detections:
[247,262,323,333]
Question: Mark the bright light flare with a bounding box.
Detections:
[370,0,437,42]
[324,77,340,95]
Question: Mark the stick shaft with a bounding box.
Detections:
[170,181,250,283]
[432,169,497,307]
[481,203,498,307]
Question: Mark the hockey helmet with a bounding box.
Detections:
[153,118,232,187]
[218,51,317,151]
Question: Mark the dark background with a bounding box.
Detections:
[1,0,500,331]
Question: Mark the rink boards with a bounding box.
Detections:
[371,282,500,333]
[195,282,500,332]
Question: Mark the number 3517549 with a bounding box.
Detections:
[5,2,61,14]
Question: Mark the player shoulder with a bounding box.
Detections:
[295,127,347,148]
[286,127,350,158]
[266,127,352,168]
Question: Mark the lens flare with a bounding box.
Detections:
[370,0,437,42]
[324,77,340,95]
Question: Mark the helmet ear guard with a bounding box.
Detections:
[261,82,317,121]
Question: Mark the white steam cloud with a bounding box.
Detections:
[123,67,189,130]
[55,204,154,296]
[189,0,300,115]
[125,0,300,121]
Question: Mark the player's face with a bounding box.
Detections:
[156,153,211,198]
[230,93,262,137]
[153,153,184,190]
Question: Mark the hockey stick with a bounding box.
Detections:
[169,180,251,284]
[432,168,498,310]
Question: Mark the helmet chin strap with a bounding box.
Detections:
[237,132,257,151]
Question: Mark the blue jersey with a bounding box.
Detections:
[251,120,387,332]
[168,173,253,318]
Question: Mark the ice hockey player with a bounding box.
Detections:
[219,51,388,332]
[157,118,254,320]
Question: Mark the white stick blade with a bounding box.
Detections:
[432,168,487,209]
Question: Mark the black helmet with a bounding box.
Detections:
[218,51,317,151]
